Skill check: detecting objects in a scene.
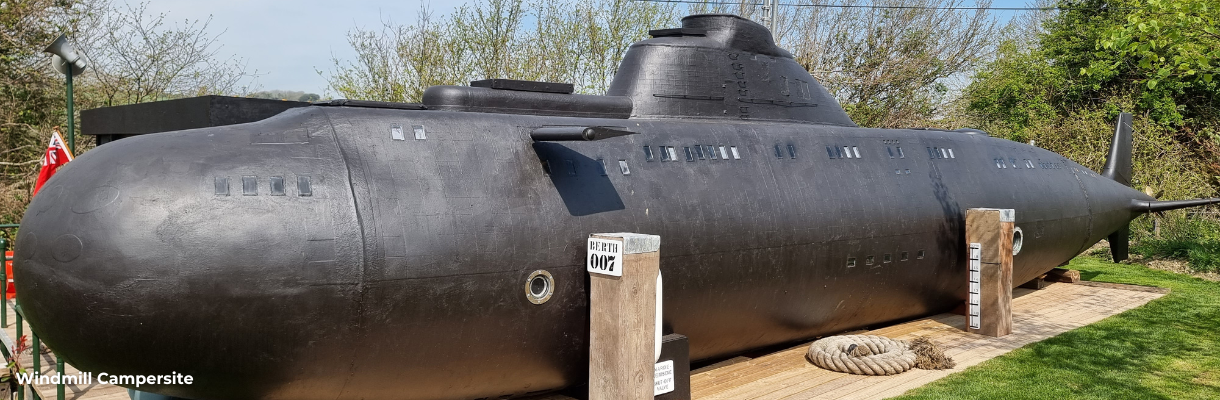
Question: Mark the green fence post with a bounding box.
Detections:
[31,333,39,377]
[56,356,63,400]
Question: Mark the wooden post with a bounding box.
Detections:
[588,233,660,400]
[965,208,1014,337]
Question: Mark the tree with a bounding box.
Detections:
[325,0,677,102]
[73,1,258,106]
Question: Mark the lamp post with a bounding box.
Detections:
[44,34,88,155]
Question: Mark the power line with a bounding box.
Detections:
[628,0,1128,12]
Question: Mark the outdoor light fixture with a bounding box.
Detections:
[44,33,87,155]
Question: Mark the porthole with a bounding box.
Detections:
[525,270,555,305]
[1013,227,1024,255]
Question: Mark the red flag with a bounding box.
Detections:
[32,127,74,197]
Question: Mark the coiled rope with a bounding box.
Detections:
[805,335,917,376]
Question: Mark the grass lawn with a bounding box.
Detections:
[894,256,1220,400]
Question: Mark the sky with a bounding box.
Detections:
[136,0,1035,97]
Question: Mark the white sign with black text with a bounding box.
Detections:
[587,238,623,276]
[654,360,675,396]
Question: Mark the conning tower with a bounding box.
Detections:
[607,14,856,126]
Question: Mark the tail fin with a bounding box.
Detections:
[1102,113,1134,261]
[1101,112,1133,186]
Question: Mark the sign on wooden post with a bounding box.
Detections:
[965,208,1014,337]
[588,233,661,400]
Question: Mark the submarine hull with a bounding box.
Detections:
[15,104,1144,399]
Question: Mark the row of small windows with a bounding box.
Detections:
[928,147,956,159]
[847,250,926,267]
[645,145,741,162]
[995,158,1038,169]
[775,144,798,159]
[886,147,907,159]
[827,146,862,159]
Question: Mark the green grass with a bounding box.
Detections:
[893,256,1220,400]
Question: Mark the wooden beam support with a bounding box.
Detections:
[588,233,660,400]
[1045,268,1081,283]
[965,208,1014,337]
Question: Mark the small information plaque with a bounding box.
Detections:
[587,238,623,276]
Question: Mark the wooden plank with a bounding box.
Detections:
[588,234,659,400]
[1045,268,1081,283]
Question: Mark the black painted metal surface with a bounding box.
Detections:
[80,95,310,146]
[12,14,1207,400]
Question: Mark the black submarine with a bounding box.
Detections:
[13,14,1220,400]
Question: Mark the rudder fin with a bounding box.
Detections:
[1101,112,1133,186]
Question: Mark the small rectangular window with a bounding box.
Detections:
[412,125,426,140]
[684,147,695,162]
[847,257,857,267]
[1011,158,1018,168]
[618,160,631,175]
[900,251,909,261]
[866,255,875,265]
[667,147,679,161]
[706,145,718,160]
[541,160,552,175]
[242,176,258,196]
[827,146,836,159]
[897,147,905,158]
[660,147,671,161]
[565,160,577,176]
[214,177,229,196]
[852,146,861,158]
[948,148,955,158]
[844,146,853,159]
[917,250,926,259]
[905,169,911,174]
[694,145,705,159]
[887,147,895,158]
[884,253,892,263]
[730,146,741,159]
[896,169,902,175]
[644,146,655,161]
[835,146,844,158]
[787,144,797,159]
[269,176,285,196]
[719,146,729,159]
[390,124,405,141]
[297,176,312,197]
[774,144,784,159]
[597,159,608,176]
[940,148,949,159]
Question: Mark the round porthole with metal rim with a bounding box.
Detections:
[525,270,555,305]
[1012,227,1024,255]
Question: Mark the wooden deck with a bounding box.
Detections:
[689,282,1167,400]
[0,280,1165,400]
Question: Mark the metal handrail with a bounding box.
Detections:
[0,233,65,400]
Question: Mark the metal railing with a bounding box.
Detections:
[0,230,66,400]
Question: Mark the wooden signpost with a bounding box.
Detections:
[965,208,1014,337]
[587,233,661,400]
